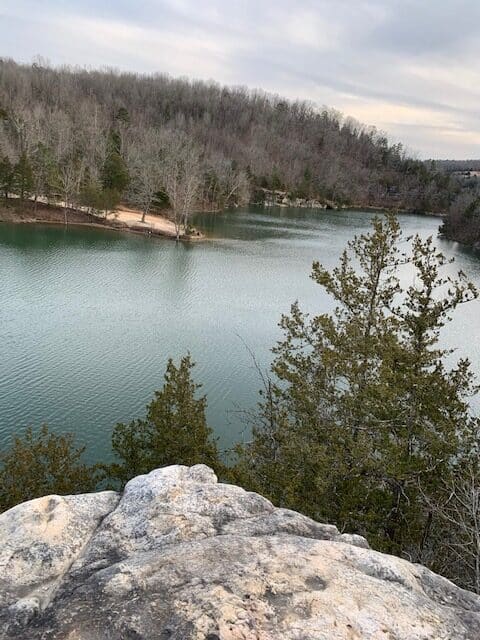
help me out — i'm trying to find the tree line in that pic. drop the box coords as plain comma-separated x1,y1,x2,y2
0,57,468,225
423,160,480,248
439,174,480,247
1,216,479,594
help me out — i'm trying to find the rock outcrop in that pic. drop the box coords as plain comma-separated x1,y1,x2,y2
1,465,479,639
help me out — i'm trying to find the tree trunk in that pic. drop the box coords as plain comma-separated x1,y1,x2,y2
174,209,181,242
418,510,433,562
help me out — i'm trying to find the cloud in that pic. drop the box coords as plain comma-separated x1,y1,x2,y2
367,0,480,57
1,0,479,159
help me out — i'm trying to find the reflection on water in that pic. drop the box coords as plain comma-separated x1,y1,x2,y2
0,208,479,463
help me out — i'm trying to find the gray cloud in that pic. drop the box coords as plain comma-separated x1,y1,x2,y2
1,0,479,158
367,0,480,56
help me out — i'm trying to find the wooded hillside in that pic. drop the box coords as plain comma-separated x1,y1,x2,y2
435,162,480,247
0,58,464,220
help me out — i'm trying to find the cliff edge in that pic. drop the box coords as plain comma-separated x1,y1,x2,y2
0,464,479,639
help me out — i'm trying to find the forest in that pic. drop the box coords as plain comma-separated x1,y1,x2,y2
437,164,480,247
0,57,471,228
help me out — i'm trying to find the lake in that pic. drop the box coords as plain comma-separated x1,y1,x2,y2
1,207,479,463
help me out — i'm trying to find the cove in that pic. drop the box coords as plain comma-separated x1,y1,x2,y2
1,207,479,463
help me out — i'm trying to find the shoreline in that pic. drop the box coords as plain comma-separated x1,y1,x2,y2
339,204,445,218
0,200,448,246
253,199,446,220
0,202,205,242
264,202,446,218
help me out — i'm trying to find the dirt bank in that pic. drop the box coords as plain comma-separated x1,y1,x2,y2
0,201,204,241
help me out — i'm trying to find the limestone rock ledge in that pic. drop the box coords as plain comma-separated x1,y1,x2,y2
0,465,479,639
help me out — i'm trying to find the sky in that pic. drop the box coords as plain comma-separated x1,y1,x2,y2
1,0,479,159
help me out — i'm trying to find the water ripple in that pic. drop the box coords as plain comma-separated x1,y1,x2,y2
0,211,479,463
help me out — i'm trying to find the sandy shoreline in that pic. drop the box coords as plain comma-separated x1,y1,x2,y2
0,203,205,241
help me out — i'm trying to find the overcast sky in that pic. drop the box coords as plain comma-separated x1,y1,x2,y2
2,0,479,159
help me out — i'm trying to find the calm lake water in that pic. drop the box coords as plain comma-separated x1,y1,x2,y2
1,207,479,463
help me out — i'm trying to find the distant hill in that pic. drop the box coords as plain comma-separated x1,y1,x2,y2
431,160,480,173
0,58,468,218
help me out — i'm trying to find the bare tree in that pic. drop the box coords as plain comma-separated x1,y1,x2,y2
30,142,55,210
0,58,463,220
55,154,85,224
160,131,202,240
208,158,251,209
126,129,162,223
423,463,480,594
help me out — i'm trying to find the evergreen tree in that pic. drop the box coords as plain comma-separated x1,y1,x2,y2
101,129,129,194
115,107,130,125
81,178,120,218
0,425,98,513
13,152,33,201
270,168,283,191
234,214,479,560
109,355,222,484
375,235,479,555
101,151,129,193
0,155,13,199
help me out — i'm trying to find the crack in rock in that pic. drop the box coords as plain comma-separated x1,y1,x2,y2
0,464,479,640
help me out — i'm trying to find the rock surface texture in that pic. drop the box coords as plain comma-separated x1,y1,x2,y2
1,465,479,639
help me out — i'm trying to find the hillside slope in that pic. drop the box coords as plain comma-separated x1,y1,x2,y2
0,59,458,215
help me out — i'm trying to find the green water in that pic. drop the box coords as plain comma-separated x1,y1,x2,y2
1,207,479,462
